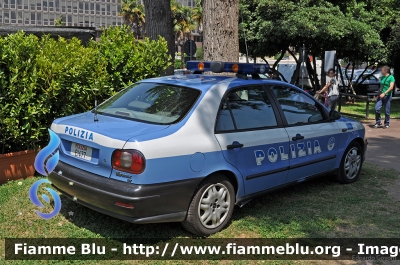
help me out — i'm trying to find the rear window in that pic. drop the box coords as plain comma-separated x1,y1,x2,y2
96,83,201,124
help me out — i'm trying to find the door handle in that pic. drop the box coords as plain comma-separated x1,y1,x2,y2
292,133,305,141
227,141,244,150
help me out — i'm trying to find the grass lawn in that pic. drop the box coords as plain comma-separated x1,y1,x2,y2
339,98,400,119
1,163,400,264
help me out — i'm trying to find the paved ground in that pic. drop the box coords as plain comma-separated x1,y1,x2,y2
362,119,400,172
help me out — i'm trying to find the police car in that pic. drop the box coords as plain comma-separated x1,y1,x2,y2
49,61,367,236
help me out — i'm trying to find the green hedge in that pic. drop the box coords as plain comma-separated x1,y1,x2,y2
0,26,171,154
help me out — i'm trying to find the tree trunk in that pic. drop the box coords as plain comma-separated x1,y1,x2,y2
312,53,320,89
305,56,316,90
321,57,326,87
143,0,175,75
272,49,285,69
203,0,239,62
287,49,300,85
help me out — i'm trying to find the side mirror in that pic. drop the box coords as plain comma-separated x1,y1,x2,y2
329,110,341,120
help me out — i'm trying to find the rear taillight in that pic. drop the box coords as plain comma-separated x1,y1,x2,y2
111,149,146,174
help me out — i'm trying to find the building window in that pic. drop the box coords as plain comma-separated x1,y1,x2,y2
4,0,9,9
194,36,202,42
79,2,83,13
43,13,48,25
90,3,94,14
101,3,105,15
30,12,35,24
43,0,47,11
73,1,77,13
36,2,41,11
72,14,78,26
23,0,28,9
24,12,30,24
11,10,16,23
17,10,22,23
17,0,22,9
4,11,10,23
55,0,59,11
36,12,42,24
49,13,54,25
67,1,71,12
49,0,54,11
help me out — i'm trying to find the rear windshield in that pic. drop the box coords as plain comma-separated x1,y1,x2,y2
96,83,201,124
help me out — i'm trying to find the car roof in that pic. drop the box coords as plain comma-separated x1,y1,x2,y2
140,74,291,92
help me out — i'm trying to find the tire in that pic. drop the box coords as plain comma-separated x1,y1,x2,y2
182,174,235,236
337,141,363,184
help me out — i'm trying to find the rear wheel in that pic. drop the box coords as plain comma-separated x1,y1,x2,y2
182,174,235,236
337,141,363,184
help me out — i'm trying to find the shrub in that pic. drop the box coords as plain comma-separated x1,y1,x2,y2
0,32,41,152
196,47,203,61
94,26,171,92
175,59,182,69
0,27,171,154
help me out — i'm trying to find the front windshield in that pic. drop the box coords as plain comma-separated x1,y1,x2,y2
96,83,201,124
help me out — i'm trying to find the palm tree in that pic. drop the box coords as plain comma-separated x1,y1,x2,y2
171,0,196,56
119,0,145,39
191,1,203,32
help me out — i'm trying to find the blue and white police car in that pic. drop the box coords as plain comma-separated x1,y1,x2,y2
49,61,367,236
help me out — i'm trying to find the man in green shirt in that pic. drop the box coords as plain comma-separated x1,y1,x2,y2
374,66,395,129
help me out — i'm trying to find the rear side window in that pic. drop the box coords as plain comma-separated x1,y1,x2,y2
97,83,200,124
270,85,325,125
216,87,278,132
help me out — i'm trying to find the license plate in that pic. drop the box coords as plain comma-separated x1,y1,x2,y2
71,142,92,161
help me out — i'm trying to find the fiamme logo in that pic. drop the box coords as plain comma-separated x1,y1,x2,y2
30,129,62,219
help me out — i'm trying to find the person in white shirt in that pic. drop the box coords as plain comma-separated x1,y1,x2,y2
318,68,340,111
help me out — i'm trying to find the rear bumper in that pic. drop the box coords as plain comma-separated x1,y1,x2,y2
48,161,203,223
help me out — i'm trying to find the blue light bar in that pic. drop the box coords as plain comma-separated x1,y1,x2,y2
186,61,269,75
186,61,211,72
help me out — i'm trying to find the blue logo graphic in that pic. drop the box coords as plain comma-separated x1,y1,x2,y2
31,129,62,219
29,179,62,219
327,137,336,151
34,129,61,176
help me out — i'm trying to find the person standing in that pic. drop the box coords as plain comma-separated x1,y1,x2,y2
318,68,340,111
374,66,395,129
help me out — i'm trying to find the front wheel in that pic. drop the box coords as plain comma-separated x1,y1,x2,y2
337,141,363,184
182,174,235,236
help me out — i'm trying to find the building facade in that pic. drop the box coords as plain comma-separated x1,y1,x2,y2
0,0,123,27
0,0,197,28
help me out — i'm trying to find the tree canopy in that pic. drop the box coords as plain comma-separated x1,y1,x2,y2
239,0,399,88
239,0,395,62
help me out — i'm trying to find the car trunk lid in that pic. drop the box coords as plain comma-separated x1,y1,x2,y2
51,112,169,178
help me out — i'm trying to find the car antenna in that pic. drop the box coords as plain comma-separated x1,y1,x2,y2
94,98,99,122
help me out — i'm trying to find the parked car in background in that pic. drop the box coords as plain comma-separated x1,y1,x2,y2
372,68,383,80
341,70,380,95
